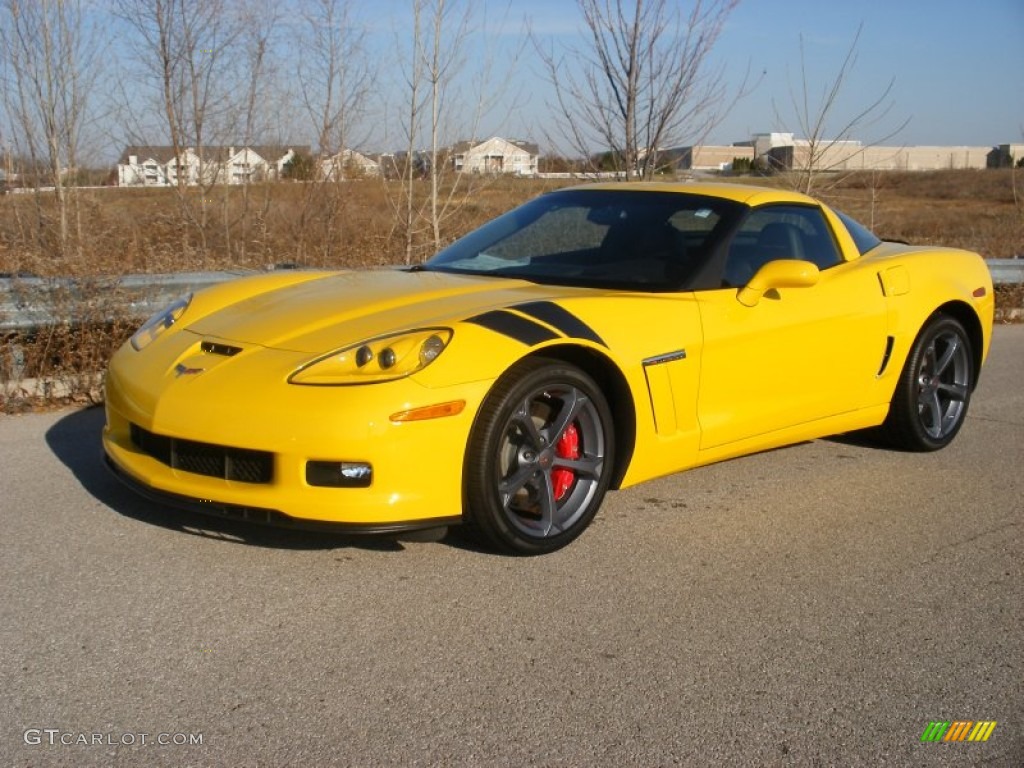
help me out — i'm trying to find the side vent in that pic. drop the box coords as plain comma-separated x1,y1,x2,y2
876,336,895,376
201,341,242,357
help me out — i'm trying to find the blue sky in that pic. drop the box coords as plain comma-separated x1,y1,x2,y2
78,0,1024,157
501,0,1024,148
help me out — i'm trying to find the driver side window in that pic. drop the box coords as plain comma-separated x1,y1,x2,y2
723,206,842,287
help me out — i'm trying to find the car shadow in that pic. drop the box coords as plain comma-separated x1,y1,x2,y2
823,428,902,451
44,406,486,553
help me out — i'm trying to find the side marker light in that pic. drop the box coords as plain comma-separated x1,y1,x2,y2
390,400,466,422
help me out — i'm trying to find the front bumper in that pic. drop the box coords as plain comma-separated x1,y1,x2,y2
102,341,492,528
104,455,461,533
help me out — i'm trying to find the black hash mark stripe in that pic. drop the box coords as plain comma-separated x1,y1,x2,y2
466,310,559,346
513,301,606,347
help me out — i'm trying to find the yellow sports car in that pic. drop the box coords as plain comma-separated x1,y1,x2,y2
103,182,994,554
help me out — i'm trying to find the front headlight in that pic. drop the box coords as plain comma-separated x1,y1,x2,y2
130,293,192,350
289,328,453,385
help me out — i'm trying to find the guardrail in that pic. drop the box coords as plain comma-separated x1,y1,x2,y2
986,259,1024,285
0,270,261,332
2,259,1022,333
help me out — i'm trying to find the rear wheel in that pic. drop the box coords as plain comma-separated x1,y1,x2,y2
883,314,973,451
464,359,614,555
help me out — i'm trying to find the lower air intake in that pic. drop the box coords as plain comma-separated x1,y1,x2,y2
130,423,273,484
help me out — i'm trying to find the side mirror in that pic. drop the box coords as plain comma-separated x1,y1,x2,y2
737,259,819,307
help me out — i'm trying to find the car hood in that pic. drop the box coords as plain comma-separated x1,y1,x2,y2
185,268,578,353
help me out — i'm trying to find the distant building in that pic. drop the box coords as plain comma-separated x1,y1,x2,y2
376,151,432,181
117,145,308,187
450,137,539,176
667,144,755,172
750,133,992,173
840,145,993,171
987,144,1024,168
319,149,381,180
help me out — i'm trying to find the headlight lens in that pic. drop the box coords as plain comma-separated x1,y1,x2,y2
130,293,192,350
289,328,453,385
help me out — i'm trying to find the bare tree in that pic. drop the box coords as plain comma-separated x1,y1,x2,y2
394,0,428,264
0,0,105,258
389,0,475,262
536,0,740,180
288,0,373,265
388,0,522,262
773,24,910,195
114,0,247,255
224,0,284,263
423,0,474,250
297,0,371,160
1012,126,1023,215
116,0,242,181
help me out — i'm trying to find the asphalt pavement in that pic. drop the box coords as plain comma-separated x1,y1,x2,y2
2,326,1022,767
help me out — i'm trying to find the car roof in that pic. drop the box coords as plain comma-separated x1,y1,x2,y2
563,181,819,208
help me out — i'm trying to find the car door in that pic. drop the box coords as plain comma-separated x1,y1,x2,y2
695,204,888,451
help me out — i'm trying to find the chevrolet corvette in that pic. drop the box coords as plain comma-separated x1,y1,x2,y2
103,182,994,554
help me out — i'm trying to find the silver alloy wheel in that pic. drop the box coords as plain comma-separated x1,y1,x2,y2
496,384,606,539
914,328,970,440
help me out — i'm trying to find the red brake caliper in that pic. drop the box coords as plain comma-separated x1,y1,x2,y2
551,423,579,501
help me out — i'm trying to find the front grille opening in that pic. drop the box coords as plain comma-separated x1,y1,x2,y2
130,424,273,484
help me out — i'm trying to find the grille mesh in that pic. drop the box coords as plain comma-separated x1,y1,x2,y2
130,424,273,484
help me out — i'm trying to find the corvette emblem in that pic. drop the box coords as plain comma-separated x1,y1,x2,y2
174,363,205,377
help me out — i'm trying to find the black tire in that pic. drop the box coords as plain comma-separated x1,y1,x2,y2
883,314,974,451
464,358,615,555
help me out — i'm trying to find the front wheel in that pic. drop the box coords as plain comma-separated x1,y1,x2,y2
464,359,615,555
883,314,974,451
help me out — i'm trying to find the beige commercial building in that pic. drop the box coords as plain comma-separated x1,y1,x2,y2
752,133,994,172
669,145,755,171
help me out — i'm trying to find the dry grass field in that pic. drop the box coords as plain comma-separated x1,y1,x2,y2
2,169,1021,275
0,177,561,276
811,169,1024,262
1,169,1022,409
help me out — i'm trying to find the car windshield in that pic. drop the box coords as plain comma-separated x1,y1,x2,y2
424,189,743,291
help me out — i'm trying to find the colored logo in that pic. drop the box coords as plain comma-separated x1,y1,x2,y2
174,363,205,378
921,721,997,742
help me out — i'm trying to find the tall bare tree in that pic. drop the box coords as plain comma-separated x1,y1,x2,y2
537,0,740,179
223,0,284,262
288,0,373,265
0,0,104,258
296,0,371,160
388,0,522,261
114,0,247,255
395,0,427,264
773,24,909,195
115,0,243,184
423,0,473,250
